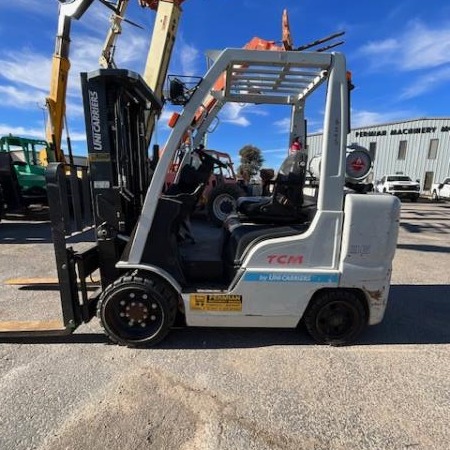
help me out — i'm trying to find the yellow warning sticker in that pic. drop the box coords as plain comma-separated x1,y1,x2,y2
190,294,242,312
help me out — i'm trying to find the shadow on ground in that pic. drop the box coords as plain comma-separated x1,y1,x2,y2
1,285,449,348
397,243,450,254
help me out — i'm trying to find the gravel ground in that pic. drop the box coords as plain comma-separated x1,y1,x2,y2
0,201,449,450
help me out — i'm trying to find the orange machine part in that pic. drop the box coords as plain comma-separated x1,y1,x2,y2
168,112,180,128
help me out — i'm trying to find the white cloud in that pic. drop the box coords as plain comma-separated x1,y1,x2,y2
0,122,86,142
400,66,450,100
0,51,50,92
0,123,46,139
177,41,200,77
220,103,269,127
351,108,418,128
2,0,53,13
220,103,250,127
0,85,45,108
273,117,290,133
359,20,450,71
0,83,83,119
361,38,399,55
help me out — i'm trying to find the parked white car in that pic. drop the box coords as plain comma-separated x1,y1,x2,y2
431,177,450,201
375,174,420,202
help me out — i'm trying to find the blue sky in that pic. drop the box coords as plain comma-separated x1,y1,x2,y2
0,0,449,168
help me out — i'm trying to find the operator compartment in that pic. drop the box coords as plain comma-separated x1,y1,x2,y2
121,48,351,289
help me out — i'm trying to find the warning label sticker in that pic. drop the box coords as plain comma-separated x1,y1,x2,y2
189,294,242,312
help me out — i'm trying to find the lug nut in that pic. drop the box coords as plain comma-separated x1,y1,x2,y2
150,315,156,321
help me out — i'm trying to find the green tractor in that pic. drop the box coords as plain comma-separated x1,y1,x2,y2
0,135,50,220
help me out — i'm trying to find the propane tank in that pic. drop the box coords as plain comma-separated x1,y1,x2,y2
308,143,373,183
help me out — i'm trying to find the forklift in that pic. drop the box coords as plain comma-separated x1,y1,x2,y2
0,9,400,345
1,47,399,346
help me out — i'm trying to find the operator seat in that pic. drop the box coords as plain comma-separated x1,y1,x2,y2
221,152,311,281
237,151,308,223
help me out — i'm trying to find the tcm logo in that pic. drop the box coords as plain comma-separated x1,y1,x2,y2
267,254,304,265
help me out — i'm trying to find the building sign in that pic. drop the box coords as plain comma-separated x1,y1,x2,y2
355,125,450,138
390,127,437,136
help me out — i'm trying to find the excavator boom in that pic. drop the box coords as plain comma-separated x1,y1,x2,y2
141,0,185,146
99,0,131,69
46,0,94,163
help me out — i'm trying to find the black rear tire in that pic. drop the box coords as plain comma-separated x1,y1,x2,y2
97,275,178,347
303,290,367,346
207,184,245,226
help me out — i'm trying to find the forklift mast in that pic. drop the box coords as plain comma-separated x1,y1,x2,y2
80,69,162,287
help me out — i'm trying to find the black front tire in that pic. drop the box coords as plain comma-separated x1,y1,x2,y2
97,275,178,347
303,290,367,346
207,184,245,226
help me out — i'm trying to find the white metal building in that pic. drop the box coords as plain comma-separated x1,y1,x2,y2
307,117,450,192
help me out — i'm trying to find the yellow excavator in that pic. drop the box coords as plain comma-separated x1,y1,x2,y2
44,0,94,165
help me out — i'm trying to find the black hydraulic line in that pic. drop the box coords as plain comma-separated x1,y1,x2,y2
64,114,74,165
295,31,345,51
317,41,345,52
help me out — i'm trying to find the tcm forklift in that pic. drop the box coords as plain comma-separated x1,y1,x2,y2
0,46,400,345
0,2,400,345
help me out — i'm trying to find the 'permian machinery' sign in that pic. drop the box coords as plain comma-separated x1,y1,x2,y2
355,124,450,138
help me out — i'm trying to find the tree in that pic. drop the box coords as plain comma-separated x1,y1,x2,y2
237,145,264,182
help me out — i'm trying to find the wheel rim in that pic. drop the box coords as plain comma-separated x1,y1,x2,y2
315,300,359,340
103,286,165,342
212,194,236,221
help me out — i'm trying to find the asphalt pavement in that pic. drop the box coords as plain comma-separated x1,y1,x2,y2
0,200,449,450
